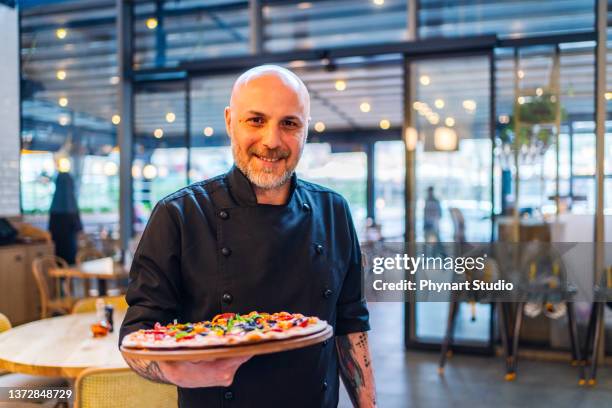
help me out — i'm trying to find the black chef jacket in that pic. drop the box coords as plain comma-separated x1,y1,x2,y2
120,165,370,408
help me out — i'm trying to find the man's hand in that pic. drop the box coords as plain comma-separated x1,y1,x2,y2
336,332,377,408
124,355,252,388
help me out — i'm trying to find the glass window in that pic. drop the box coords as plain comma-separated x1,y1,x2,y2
297,143,367,236
412,55,492,243
374,141,405,240
20,0,119,231
419,0,595,40
571,177,595,214
134,80,188,231
133,0,250,70
263,0,408,53
189,74,235,183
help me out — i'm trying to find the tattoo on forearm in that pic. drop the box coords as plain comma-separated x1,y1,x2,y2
125,357,170,384
336,333,376,407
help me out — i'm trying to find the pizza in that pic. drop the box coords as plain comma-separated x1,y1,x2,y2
121,311,328,349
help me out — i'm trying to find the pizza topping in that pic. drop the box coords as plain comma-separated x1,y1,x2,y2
123,311,324,349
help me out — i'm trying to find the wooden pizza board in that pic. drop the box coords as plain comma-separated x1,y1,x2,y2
120,324,333,361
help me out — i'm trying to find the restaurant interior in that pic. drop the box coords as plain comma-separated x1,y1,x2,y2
0,0,611,407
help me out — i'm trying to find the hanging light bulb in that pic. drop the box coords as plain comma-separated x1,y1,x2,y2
203,127,214,137
56,28,67,39
146,18,158,30
379,119,390,130
404,127,418,151
434,127,458,151
335,80,347,91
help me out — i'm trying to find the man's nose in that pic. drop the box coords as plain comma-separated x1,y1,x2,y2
261,123,282,149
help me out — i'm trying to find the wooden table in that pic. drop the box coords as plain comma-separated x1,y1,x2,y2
49,264,128,295
0,312,127,378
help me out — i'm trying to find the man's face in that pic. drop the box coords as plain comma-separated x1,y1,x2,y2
225,74,309,190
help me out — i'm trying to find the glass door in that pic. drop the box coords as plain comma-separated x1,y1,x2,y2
405,53,495,350
133,80,189,233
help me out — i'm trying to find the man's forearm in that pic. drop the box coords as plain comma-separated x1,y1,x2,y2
124,356,171,385
336,332,376,407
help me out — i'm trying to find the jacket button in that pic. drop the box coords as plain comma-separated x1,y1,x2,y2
322,381,328,391
218,210,229,220
224,391,233,400
315,244,323,254
302,202,311,212
323,289,333,298
222,293,233,304
221,247,232,256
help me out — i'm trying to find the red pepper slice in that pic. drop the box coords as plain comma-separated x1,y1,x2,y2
176,334,195,341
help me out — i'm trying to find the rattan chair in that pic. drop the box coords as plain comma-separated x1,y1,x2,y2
71,296,128,314
0,313,68,400
75,248,104,265
31,255,74,319
75,367,177,408
0,313,10,375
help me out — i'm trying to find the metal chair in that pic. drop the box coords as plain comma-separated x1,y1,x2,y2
74,367,177,408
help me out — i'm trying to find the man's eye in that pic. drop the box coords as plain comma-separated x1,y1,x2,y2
281,120,299,128
248,117,265,125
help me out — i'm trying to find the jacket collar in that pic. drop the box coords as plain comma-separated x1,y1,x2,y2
225,165,298,207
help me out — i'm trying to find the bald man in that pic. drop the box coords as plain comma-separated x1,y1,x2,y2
120,65,376,408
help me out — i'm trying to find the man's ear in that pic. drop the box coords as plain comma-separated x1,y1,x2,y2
224,106,232,139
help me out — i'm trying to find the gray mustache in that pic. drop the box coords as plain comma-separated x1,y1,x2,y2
249,148,290,160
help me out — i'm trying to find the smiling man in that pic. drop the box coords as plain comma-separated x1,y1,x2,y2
120,65,376,407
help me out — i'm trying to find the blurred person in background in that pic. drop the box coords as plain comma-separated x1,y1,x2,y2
48,172,83,265
424,186,442,243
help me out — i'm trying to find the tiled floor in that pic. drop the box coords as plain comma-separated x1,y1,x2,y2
338,303,612,408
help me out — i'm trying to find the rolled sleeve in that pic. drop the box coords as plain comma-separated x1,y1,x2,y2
119,200,183,344
335,200,370,336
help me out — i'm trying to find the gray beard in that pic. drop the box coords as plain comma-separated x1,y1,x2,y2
232,145,294,190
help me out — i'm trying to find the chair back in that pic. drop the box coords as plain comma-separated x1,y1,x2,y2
76,248,104,266
449,207,466,244
0,312,11,333
32,255,70,318
72,295,128,314
75,367,177,408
